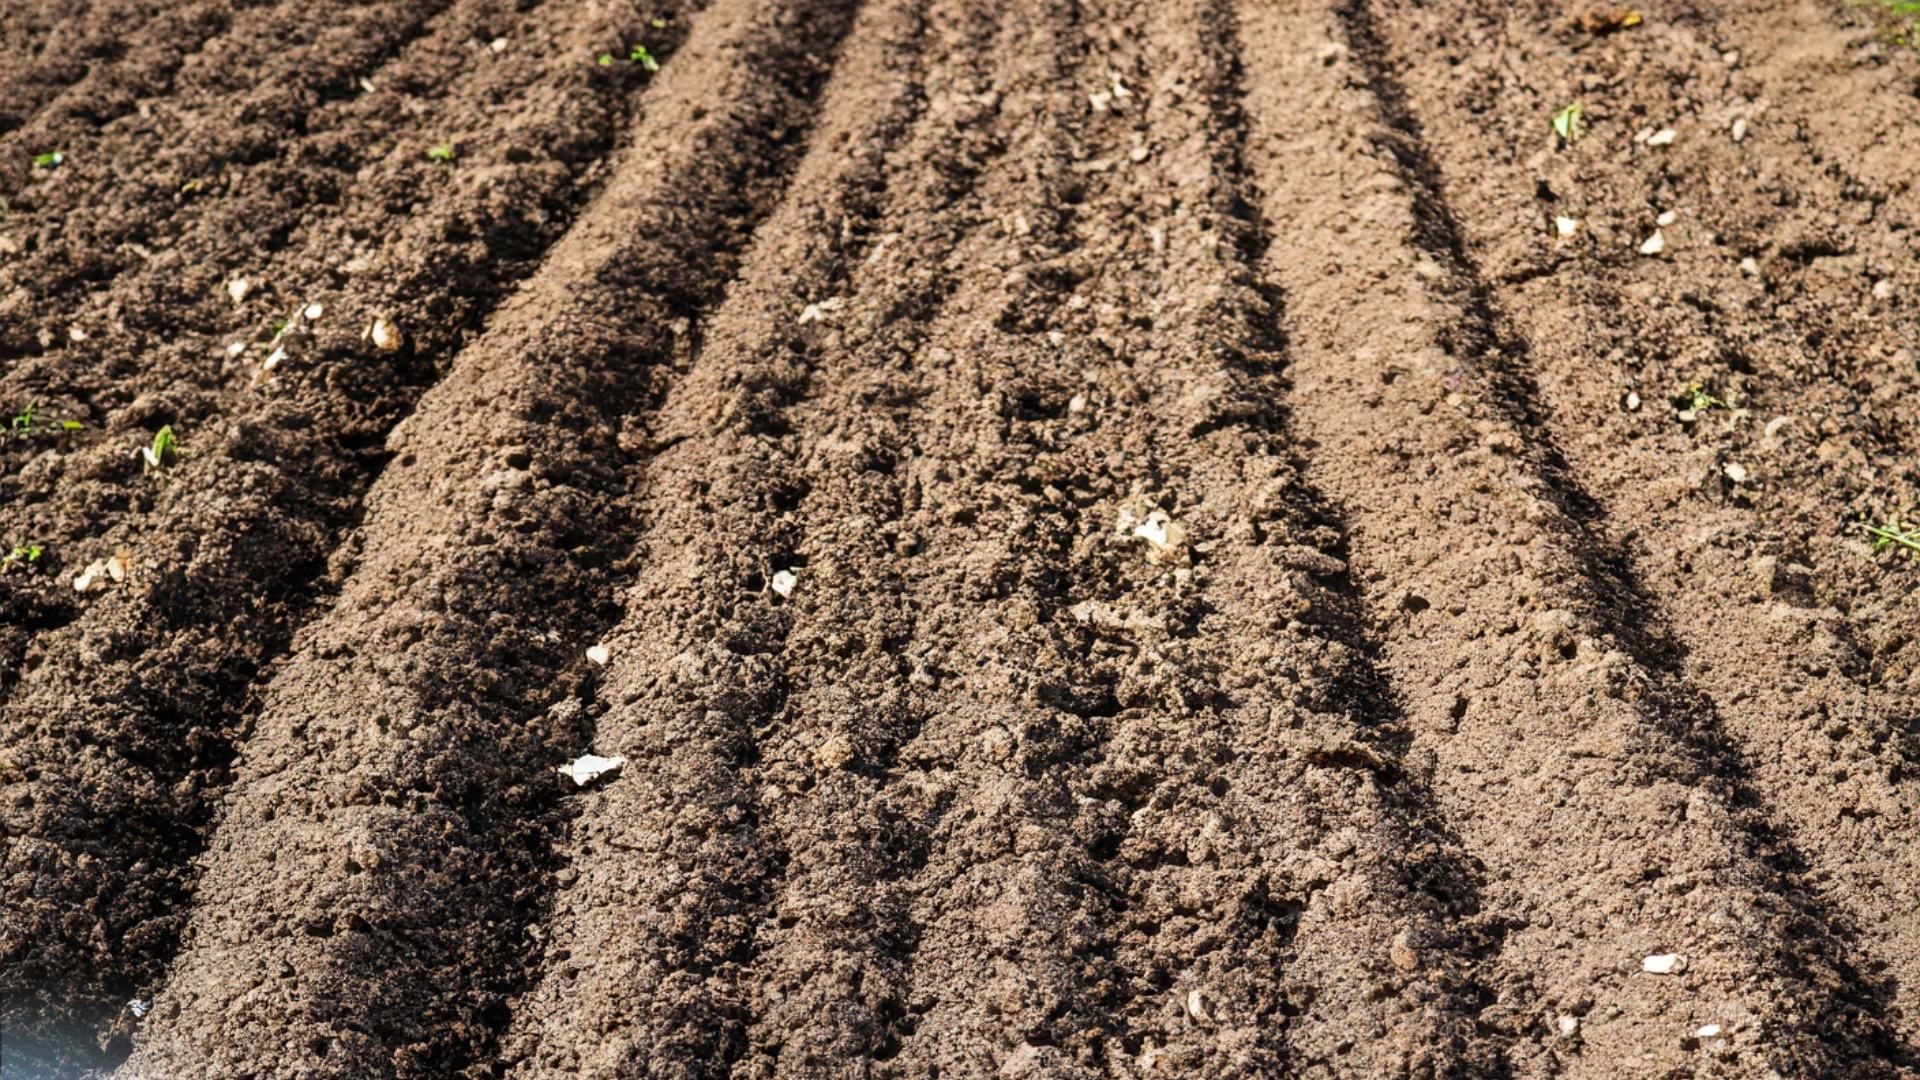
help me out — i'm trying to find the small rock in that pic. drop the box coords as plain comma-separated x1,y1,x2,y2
369,317,403,351
1648,128,1677,146
262,346,286,373
1642,953,1685,975
1068,393,1088,414
1558,1015,1580,1036
1696,1023,1722,1039
68,326,88,342
489,36,507,52
1731,118,1748,143
798,297,843,324
585,644,610,666
1723,462,1747,484
1625,390,1642,411
1656,209,1677,226
1738,257,1760,275
1639,230,1666,256
303,302,324,321
1184,989,1208,1021
226,277,251,303
557,753,626,787
1873,279,1895,300
1555,216,1580,237
770,569,798,597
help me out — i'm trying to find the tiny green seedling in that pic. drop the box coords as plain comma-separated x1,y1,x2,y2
427,142,456,163
629,44,660,71
1672,382,1729,420
1,544,41,572
180,179,204,196
142,425,177,472
650,16,666,28
1552,104,1588,144
10,401,38,434
1863,515,1920,557
1,541,40,568
31,151,62,170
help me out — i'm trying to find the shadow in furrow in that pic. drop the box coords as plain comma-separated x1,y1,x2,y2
1335,0,1916,1070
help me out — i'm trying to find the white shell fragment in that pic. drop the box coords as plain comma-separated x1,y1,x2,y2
368,317,403,352
1117,503,1188,564
129,998,151,1019
770,569,798,597
1184,989,1207,1021
798,297,843,324
585,644,610,666
1642,953,1685,974
1639,230,1667,257
72,551,130,594
558,753,626,787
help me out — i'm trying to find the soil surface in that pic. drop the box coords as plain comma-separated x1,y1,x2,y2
2,0,1919,1076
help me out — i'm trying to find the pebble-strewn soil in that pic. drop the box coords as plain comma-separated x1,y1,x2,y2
3,0,1919,1076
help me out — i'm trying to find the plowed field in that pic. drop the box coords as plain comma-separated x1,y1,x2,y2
3,0,1920,1076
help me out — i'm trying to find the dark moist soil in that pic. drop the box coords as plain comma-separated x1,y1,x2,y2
2,0,1919,1077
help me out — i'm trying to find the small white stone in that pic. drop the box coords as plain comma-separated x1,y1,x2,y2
226,277,251,303
798,297,842,324
557,753,626,787
226,342,247,357
369,317,403,352
489,37,508,52
1722,50,1740,64
1873,279,1895,300
262,346,286,372
585,644,610,666
68,325,88,342
1731,118,1748,143
1625,391,1641,411
1068,393,1088,414
1695,1023,1722,1039
303,302,324,321
358,76,377,94
771,569,798,597
1642,953,1685,974
1739,256,1760,275
1185,989,1207,1021
1723,462,1747,484
1557,1015,1580,1036
1656,210,1677,226
1648,128,1678,146
1555,216,1579,237
1764,415,1792,440
1639,230,1667,256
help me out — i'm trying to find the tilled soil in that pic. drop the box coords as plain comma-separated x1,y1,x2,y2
2,0,1919,1076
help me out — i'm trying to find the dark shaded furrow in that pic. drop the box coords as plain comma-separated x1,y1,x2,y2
1358,0,1920,1055
1235,0,1907,1074
0,3,709,1070
493,0,939,1072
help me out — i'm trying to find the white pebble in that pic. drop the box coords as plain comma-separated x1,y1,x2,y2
1555,216,1579,237
489,37,508,52
1656,210,1678,227
557,753,626,787
226,342,246,357
262,346,286,372
771,569,798,597
1873,279,1895,300
303,302,325,321
585,643,610,666
226,277,251,303
369,317,403,352
1723,462,1747,484
1739,257,1760,275
1696,1023,1722,1039
1557,1015,1580,1035
1648,128,1678,146
1068,393,1088,414
1185,989,1207,1021
1642,953,1685,974
1639,230,1667,256
1731,118,1748,143
1625,391,1641,411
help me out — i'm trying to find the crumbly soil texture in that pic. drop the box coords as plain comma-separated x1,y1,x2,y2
2,0,1920,1076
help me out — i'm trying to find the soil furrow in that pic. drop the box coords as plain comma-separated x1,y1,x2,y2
1351,0,1920,1057
490,0,941,1073
90,0,856,1075
0,0,454,339
1242,0,1906,1074
0,0,173,140
0,3,706,1070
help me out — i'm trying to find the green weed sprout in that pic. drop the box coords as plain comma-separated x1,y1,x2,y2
426,142,456,163
142,425,177,472
1864,515,1920,557
1,544,41,571
30,151,62,169
1552,104,1588,144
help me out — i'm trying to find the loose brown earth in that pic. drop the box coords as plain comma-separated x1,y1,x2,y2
2,0,1919,1076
